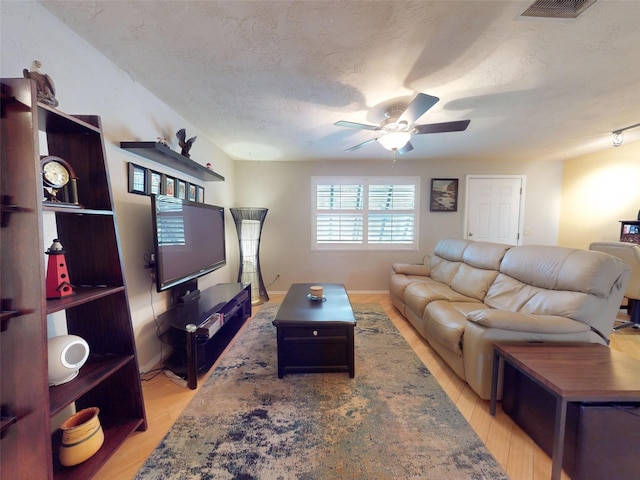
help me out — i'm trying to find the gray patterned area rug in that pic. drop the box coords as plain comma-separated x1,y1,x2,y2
136,303,508,480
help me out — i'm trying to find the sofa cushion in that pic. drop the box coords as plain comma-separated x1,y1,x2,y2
433,238,472,261
389,272,428,305
499,245,628,298
429,238,471,284
555,249,630,298
450,264,499,301
484,274,541,311
404,282,480,319
463,241,511,270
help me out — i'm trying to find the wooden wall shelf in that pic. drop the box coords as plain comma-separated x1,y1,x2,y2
120,141,224,181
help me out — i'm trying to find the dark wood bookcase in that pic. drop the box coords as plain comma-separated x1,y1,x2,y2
1,78,146,479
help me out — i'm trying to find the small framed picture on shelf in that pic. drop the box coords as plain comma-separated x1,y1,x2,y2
127,163,148,195
163,175,175,197
187,183,197,202
430,178,459,212
148,170,162,196
197,186,205,203
177,180,186,199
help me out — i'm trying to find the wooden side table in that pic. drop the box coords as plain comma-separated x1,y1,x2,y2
490,343,640,480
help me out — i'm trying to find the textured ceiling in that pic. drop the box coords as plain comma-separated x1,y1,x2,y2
40,0,640,162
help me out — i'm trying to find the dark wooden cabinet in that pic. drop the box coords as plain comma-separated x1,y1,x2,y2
1,78,146,479
275,323,355,378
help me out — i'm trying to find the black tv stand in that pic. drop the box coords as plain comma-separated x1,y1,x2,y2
160,283,251,389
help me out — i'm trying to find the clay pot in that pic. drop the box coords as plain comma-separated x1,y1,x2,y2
59,407,104,467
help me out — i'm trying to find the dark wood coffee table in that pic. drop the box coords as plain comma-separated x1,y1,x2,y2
273,283,356,378
490,343,640,480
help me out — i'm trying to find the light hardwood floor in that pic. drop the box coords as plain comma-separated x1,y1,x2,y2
94,293,639,480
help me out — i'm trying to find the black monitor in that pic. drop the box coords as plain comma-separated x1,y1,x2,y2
151,195,226,299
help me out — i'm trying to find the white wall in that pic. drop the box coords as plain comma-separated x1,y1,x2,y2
235,156,563,292
1,1,237,372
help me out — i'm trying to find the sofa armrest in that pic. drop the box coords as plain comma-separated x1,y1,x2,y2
466,309,590,334
392,262,431,276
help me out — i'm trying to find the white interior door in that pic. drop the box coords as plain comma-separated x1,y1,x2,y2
464,176,525,245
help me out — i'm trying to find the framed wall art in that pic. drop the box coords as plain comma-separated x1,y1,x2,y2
148,170,162,195
187,183,197,202
163,175,175,197
430,178,459,212
176,180,186,199
127,163,148,195
127,163,204,202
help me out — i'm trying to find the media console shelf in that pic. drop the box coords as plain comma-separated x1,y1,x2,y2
120,141,225,181
160,283,251,389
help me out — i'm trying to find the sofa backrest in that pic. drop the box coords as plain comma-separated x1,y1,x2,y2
429,238,471,284
484,245,630,339
449,241,511,300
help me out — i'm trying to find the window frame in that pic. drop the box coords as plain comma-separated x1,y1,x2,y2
311,176,420,251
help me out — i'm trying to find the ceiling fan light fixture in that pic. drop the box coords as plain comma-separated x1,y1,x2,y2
611,122,640,147
612,131,623,147
378,131,411,151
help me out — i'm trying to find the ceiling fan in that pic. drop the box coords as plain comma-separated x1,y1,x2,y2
334,93,470,154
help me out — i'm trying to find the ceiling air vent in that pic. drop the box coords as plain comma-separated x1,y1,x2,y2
521,0,596,18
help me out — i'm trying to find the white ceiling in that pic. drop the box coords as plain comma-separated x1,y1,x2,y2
40,0,640,162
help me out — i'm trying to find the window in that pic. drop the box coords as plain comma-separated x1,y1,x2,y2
312,177,419,250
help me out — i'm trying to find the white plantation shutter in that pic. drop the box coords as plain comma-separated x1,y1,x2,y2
316,184,363,243
312,177,419,250
368,184,415,244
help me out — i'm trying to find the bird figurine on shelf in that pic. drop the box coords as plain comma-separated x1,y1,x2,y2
23,60,58,107
176,128,197,157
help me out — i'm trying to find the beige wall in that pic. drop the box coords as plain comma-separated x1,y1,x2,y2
234,157,564,293
558,141,640,249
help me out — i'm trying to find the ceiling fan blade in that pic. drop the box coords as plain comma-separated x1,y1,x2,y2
344,138,378,152
334,120,380,131
398,93,439,125
413,119,471,134
397,142,414,154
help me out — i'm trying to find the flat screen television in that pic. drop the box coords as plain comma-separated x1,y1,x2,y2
151,195,226,297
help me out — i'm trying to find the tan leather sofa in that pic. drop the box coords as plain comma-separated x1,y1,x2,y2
390,238,631,400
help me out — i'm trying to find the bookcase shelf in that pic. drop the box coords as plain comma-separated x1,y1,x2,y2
1,78,147,480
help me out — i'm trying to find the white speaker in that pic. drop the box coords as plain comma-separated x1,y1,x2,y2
48,335,90,386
